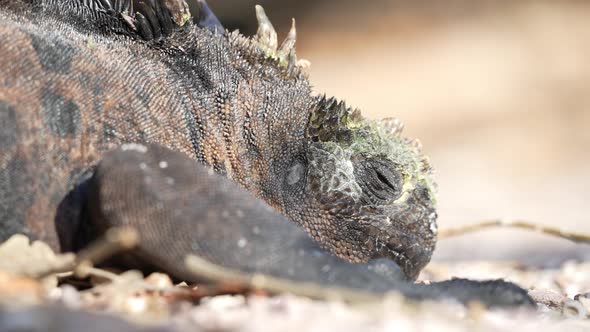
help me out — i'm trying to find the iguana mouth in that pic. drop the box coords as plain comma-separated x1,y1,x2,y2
379,235,429,280
377,191,438,280
382,245,414,280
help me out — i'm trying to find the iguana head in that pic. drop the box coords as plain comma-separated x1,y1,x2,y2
283,96,438,280
242,6,438,280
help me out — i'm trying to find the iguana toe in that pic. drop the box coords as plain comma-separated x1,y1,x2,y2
109,0,191,40
134,12,154,40
135,1,162,39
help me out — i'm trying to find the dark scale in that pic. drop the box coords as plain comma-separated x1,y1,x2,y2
41,85,81,138
29,31,76,74
0,101,17,149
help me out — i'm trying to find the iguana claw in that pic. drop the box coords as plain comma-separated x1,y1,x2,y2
111,0,190,40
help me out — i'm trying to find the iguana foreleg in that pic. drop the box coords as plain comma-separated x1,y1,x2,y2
76,143,533,307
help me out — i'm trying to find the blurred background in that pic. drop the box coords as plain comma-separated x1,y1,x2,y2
199,1,590,266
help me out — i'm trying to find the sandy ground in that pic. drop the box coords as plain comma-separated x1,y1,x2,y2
1,251,590,332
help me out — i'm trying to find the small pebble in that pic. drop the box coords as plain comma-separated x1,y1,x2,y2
528,289,569,310
574,293,590,316
145,272,173,289
563,299,588,319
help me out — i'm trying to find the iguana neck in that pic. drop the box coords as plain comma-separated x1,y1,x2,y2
136,26,316,209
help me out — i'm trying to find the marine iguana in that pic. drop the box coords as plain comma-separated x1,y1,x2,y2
0,0,533,306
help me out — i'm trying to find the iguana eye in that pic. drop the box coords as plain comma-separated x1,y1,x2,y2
375,167,399,193
354,157,402,204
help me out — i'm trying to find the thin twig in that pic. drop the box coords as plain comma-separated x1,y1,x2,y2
77,266,121,281
34,227,138,280
73,227,139,278
438,219,590,244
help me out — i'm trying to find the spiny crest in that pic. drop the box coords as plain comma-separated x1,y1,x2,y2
190,3,308,78
252,5,310,73
307,95,363,143
307,96,411,145
379,118,405,137
307,96,437,204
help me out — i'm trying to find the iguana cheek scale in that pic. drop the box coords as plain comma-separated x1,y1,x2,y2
0,0,532,306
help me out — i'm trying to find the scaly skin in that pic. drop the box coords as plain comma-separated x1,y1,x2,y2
0,0,435,281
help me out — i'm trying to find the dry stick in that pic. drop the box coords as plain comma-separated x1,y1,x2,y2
73,227,139,279
184,254,389,304
438,219,590,244
36,227,139,280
